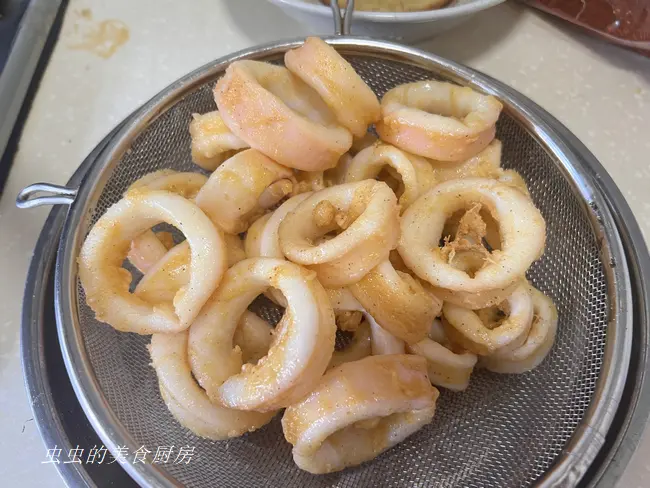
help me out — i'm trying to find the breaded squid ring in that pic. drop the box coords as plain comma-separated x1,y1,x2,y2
189,111,249,171
245,193,311,259
195,149,294,234
408,340,477,392
78,190,226,334
376,80,502,162
127,229,169,273
327,320,371,370
442,282,534,356
233,311,275,365
282,354,439,474
125,169,207,271
135,233,245,304
398,178,546,304
350,260,442,344
150,332,274,440
408,321,477,391
326,287,364,313
480,285,558,373
285,37,380,138
188,258,336,412
343,143,436,211
125,170,209,272
367,315,405,355
127,170,208,199
214,60,352,171
325,287,403,354
279,180,400,287
429,139,502,183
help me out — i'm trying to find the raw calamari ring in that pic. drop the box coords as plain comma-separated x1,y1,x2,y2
343,143,436,211
408,321,477,391
188,258,336,412
135,233,246,304
350,260,442,344
480,285,558,373
285,37,380,138
398,178,546,303
150,332,274,440
214,60,352,171
367,315,405,355
282,354,439,474
442,282,533,356
195,149,294,234
189,111,249,171
328,320,371,370
279,180,400,287
376,80,502,162
79,190,226,334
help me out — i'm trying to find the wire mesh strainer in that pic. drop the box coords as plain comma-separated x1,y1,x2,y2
16,37,632,488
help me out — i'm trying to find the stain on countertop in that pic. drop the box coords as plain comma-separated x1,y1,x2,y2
65,8,130,59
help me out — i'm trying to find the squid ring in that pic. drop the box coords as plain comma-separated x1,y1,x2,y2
245,193,312,305
480,285,558,374
429,139,502,184
408,321,478,392
327,320,371,370
214,60,352,171
279,180,400,287
125,170,208,272
442,282,534,356
150,332,274,440
398,178,546,299
245,193,312,259
350,260,442,344
78,190,226,334
343,143,436,211
282,354,439,474
285,37,380,138
195,148,294,234
127,170,208,200
325,288,404,355
189,111,249,171
188,258,336,412
376,80,502,162
326,287,364,313
135,233,245,305
127,229,170,274
233,311,275,365
367,314,405,355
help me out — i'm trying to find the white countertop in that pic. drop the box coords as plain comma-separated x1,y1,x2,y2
0,0,648,486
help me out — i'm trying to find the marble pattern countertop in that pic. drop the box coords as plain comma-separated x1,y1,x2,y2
0,0,648,486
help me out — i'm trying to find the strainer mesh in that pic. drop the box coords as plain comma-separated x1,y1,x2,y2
75,54,608,487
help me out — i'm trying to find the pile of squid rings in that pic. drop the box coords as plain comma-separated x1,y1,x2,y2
79,37,558,475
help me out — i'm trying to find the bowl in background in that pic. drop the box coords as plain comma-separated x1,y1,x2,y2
266,0,506,43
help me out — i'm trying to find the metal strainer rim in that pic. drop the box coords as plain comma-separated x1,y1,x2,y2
52,37,631,487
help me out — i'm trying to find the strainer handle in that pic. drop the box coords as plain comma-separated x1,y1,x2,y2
330,0,355,36
16,182,77,209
